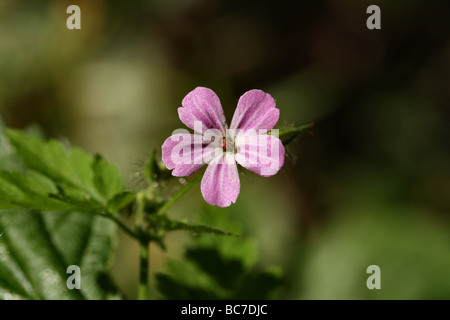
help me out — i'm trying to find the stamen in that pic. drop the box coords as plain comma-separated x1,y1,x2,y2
221,135,235,153
222,136,227,151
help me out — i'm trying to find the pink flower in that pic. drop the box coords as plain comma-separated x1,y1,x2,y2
162,87,285,207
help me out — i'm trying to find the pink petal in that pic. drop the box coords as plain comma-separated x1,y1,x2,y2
201,154,240,207
235,133,285,177
230,89,279,133
178,87,227,133
161,133,206,177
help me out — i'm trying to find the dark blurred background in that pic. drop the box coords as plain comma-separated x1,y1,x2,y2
1,0,449,299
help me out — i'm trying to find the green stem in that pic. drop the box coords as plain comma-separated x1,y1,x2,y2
138,239,149,300
102,213,139,241
156,174,202,216
103,169,202,299
274,122,315,146
101,210,150,300
134,191,151,300
135,191,146,227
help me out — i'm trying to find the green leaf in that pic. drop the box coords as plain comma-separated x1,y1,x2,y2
93,155,124,202
144,149,172,182
233,266,284,299
0,123,22,172
156,275,221,300
270,122,314,146
158,215,238,237
6,130,102,202
0,125,123,299
3,129,127,214
0,171,74,211
0,209,122,300
144,214,236,251
107,192,135,213
156,260,224,299
156,245,283,300
156,209,283,299
185,247,246,290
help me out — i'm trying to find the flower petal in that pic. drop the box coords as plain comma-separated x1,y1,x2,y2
235,133,285,177
178,87,227,133
201,154,240,207
161,133,206,177
230,89,279,133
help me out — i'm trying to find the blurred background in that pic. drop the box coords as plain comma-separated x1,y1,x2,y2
0,0,449,299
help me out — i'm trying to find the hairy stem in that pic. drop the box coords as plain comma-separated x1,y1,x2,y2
138,240,149,300
156,174,202,216
134,191,151,300
273,122,315,145
102,213,139,241
104,169,203,299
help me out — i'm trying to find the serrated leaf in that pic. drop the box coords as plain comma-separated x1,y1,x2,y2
156,208,282,300
0,209,122,300
0,123,122,299
48,192,105,214
233,267,284,299
6,130,102,202
270,123,314,146
3,129,128,214
107,192,134,213
144,149,158,181
185,247,245,290
93,155,124,202
155,215,238,237
0,125,22,172
144,149,171,182
0,171,74,211
157,245,283,300
156,260,224,300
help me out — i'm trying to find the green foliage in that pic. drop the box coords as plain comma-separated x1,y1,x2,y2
0,124,123,299
144,211,238,250
157,243,284,300
0,209,120,300
159,217,237,237
0,129,131,214
270,123,314,145
144,149,171,182
0,123,240,300
0,170,72,211
107,192,135,213
139,171,237,249
156,207,284,300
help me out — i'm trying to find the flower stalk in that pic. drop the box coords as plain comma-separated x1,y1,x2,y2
138,239,150,300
